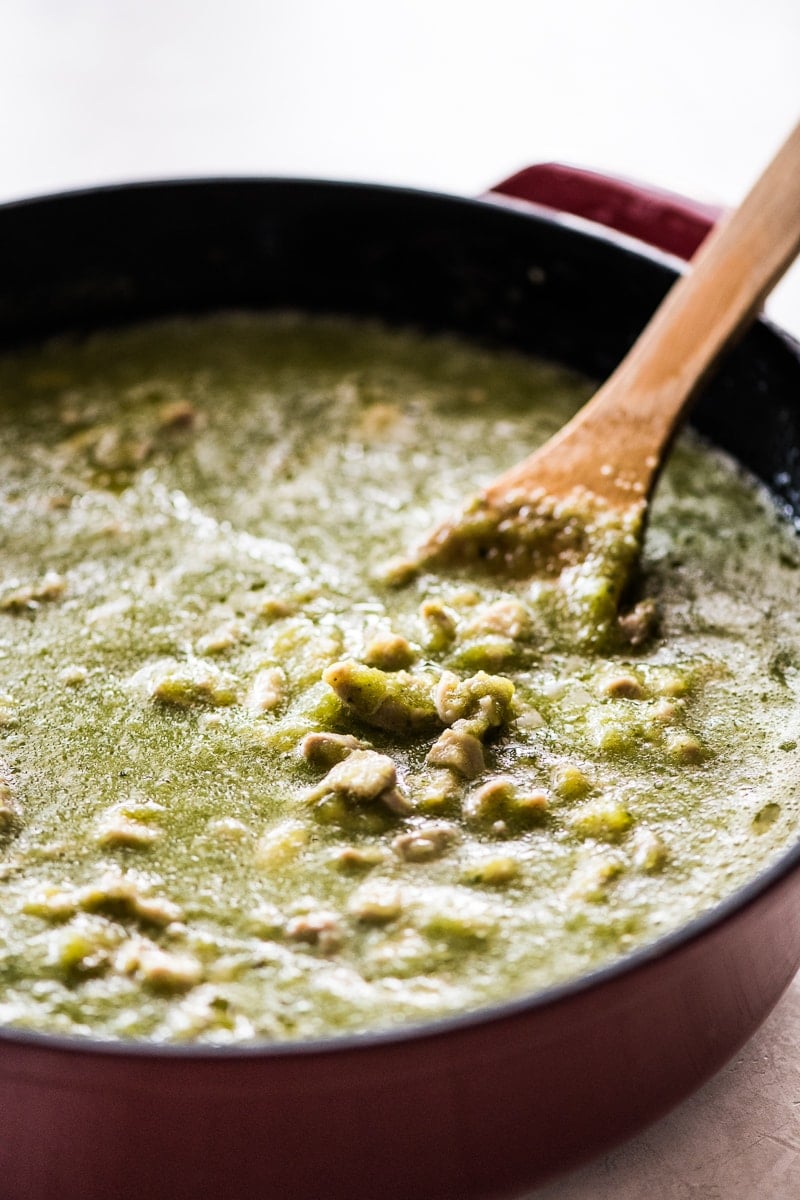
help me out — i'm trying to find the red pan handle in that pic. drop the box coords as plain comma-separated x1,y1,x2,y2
485,163,723,262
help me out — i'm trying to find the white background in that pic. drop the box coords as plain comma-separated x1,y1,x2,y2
2,0,799,330
1,3,799,1197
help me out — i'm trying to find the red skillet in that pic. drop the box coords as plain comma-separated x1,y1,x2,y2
0,165,798,1200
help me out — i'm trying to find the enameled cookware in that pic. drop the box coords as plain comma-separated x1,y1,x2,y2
0,168,799,1200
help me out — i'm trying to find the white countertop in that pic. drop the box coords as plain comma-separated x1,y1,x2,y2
535,979,800,1199
1,3,798,1196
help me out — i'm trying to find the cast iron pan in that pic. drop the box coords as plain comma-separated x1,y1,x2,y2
0,170,799,1200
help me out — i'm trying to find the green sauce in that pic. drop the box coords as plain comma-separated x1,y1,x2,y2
0,311,797,1044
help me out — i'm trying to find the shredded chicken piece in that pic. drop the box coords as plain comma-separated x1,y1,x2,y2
392,822,458,863
323,660,440,735
301,731,370,768
246,666,287,713
285,910,343,953
362,633,417,671
306,749,412,815
0,570,67,612
426,727,485,779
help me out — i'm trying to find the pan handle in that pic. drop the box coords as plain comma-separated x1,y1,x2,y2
485,163,723,262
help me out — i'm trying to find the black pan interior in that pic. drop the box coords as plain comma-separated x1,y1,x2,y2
1,178,799,517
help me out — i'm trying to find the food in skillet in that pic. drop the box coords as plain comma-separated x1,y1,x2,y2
0,312,797,1043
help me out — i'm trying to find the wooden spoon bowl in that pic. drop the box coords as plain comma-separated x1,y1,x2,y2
414,120,800,610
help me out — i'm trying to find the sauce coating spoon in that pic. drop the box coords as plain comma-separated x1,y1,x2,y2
410,120,800,638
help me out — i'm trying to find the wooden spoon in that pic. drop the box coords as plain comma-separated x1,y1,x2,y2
412,120,800,616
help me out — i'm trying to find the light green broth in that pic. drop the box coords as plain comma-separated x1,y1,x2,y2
0,311,797,1044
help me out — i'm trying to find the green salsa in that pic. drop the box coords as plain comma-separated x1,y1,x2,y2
0,312,797,1044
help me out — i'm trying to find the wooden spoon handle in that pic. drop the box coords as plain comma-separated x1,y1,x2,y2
489,120,800,508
